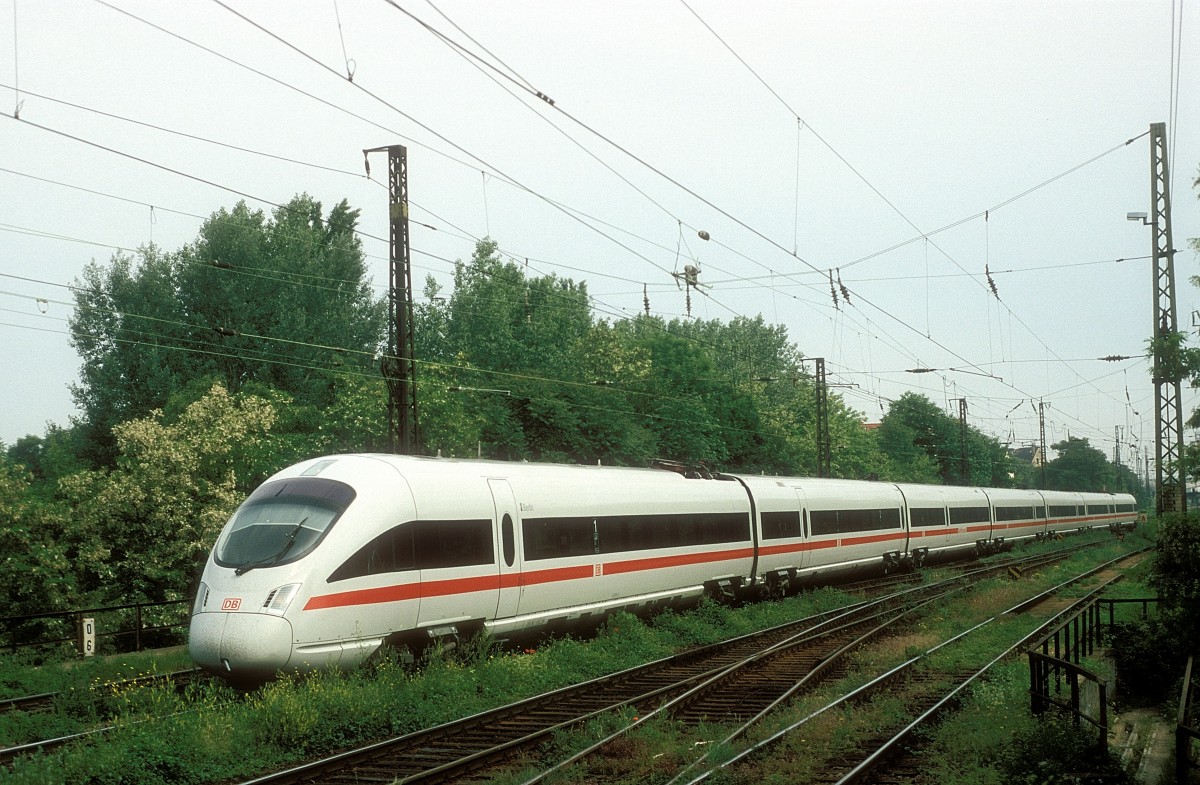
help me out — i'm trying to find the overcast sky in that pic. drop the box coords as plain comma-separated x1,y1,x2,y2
1,1,1197,474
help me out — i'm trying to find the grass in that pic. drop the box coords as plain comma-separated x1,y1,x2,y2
0,527,1151,784
496,529,1154,784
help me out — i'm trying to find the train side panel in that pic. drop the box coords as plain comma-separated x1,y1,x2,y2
795,478,907,580
738,477,809,592
488,466,754,638
983,487,1048,544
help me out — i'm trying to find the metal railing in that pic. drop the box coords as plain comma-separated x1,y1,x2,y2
1027,596,1111,752
1180,655,1199,784
0,599,190,656
1095,597,1158,628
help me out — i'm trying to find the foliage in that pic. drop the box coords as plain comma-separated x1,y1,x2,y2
68,195,386,467
1104,511,1198,708
409,240,891,475
1045,437,1143,497
1108,615,1190,707
0,457,75,620
53,384,276,605
996,715,1132,785
1149,511,1200,640
875,392,1015,486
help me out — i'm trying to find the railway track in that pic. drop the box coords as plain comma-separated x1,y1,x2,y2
0,536,1124,777
0,667,204,717
229,542,1116,785
674,548,1149,785
0,668,210,767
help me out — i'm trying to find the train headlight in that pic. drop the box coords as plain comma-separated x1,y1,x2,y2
262,583,301,616
192,582,209,616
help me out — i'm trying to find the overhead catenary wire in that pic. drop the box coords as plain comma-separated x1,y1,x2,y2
0,266,1137,451
193,0,678,279
5,5,1161,455
665,2,1153,425
55,2,1153,424
376,0,830,277
377,0,1153,431
0,311,827,452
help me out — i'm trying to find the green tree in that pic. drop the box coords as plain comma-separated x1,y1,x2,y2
57,384,277,604
69,195,386,466
422,238,659,464
1044,437,1112,492
875,392,1014,486
0,457,76,617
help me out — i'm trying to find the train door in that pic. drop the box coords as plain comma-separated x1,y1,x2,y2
792,485,810,574
893,485,912,557
488,479,523,620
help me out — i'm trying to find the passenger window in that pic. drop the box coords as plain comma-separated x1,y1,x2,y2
502,514,515,567
328,522,414,582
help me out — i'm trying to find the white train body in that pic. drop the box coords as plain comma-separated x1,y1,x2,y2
188,454,1137,683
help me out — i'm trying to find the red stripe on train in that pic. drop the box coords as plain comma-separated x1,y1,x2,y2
304,549,753,610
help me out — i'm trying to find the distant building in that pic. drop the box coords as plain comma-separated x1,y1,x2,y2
1009,445,1038,465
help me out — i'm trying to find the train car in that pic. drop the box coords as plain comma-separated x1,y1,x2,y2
1080,491,1138,532
189,454,1134,684
894,483,989,565
1041,490,1088,535
1036,490,1138,537
743,476,908,586
191,455,759,683
982,487,1049,545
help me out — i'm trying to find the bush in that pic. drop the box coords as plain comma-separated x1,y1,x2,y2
1109,613,1191,707
999,715,1132,785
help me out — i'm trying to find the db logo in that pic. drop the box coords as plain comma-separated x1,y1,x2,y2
221,598,242,611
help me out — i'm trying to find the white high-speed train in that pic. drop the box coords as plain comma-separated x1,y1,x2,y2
188,454,1137,684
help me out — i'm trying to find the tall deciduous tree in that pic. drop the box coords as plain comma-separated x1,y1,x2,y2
876,392,1015,486
1044,437,1112,492
57,384,277,604
69,195,386,466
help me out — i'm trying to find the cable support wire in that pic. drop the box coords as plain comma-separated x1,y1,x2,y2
185,0,677,280
376,0,827,277
17,6,1154,446
0,207,752,374
1,275,1132,450
4,19,1142,412
0,315,815,448
408,2,684,230
377,1,1159,415
0,163,648,302
1,272,795,417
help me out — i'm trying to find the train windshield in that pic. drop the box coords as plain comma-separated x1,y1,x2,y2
215,477,356,574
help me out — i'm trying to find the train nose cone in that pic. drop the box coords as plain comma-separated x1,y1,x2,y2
189,612,294,684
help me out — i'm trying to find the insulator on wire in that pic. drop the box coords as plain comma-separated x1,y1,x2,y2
829,270,840,310
837,269,852,305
